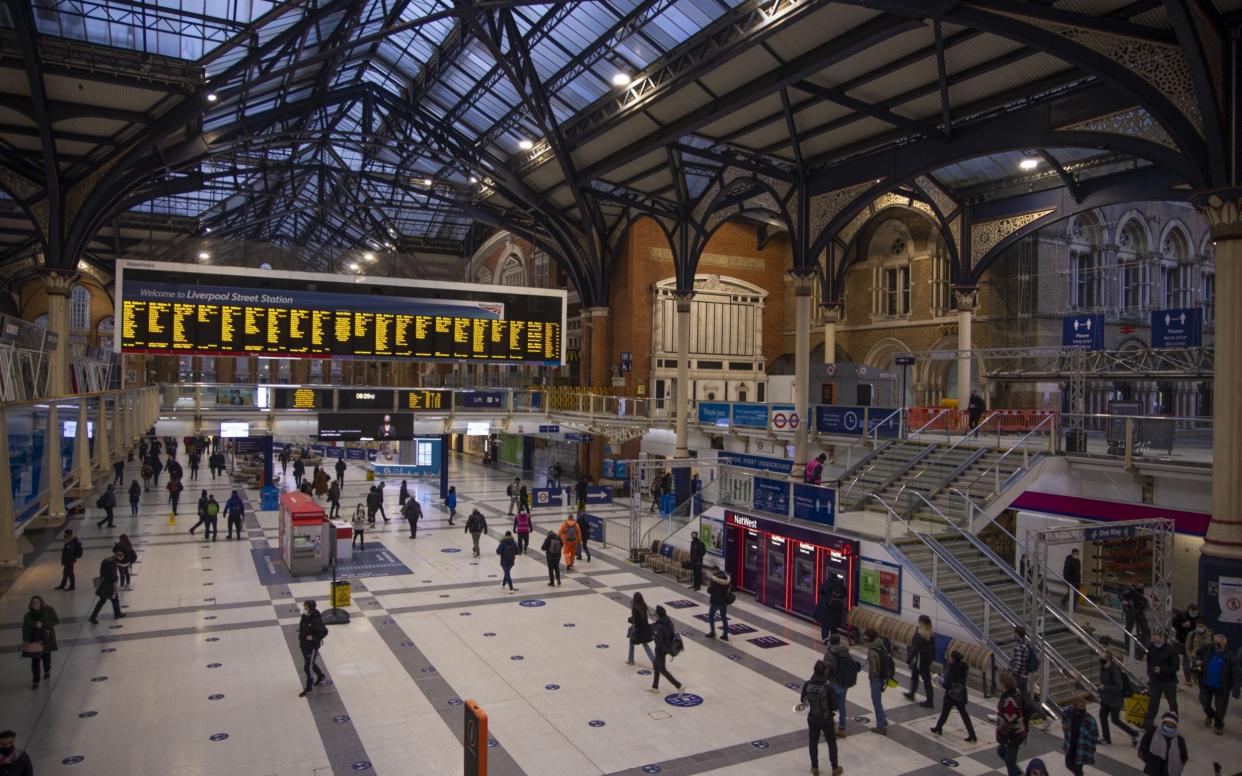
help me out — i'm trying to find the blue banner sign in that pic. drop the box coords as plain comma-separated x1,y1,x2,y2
345,447,367,461
310,445,325,456
459,391,505,409
324,447,344,459
538,424,560,433
531,487,563,508
753,477,790,515
769,403,797,431
816,405,866,435
718,451,794,475
565,432,592,443
602,459,615,479
584,486,613,505
1151,307,1203,348
582,513,605,543
1062,314,1105,350
1084,524,1139,542
868,409,901,438
732,403,770,429
793,484,836,527
697,402,731,426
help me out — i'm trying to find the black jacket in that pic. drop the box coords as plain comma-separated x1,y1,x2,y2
1146,641,1180,682
707,570,732,605
60,537,82,566
629,603,653,643
575,479,588,503
909,630,936,670
1123,586,1149,616
497,538,518,567
943,659,969,699
689,538,706,565
96,557,119,598
540,533,562,560
1195,644,1240,691
1063,556,1082,586
1098,660,1130,708
465,511,487,534
335,459,346,474
652,614,676,656
0,749,33,776
298,609,328,649
129,481,141,504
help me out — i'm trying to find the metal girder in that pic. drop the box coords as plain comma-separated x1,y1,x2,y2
791,79,948,141
919,346,1214,381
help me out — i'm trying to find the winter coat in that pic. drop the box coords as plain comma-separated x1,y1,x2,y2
1061,708,1099,766
95,557,120,598
823,642,854,686
628,602,653,644
496,538,518,568
1138,729,1188,776
707,570,732,605
446,491,457,510
0,748,33,776
941,658,969,700
128,482,141,504
1185,627,1214,664
22,605,60,653
225,493,244,518
1195,644,1240,692
60,538,82,567
689,538,706,565
909,628,936,670
298,609,328,650
465,511,487,534
398,483,409,505
1146,641,1180,682
652,614,676,656
866,638,889,679
1098,660,1131,708
540,532,562,561
995,688,1028,745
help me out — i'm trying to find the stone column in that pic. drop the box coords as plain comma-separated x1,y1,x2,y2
290,358,311,384
791,270,815,469
74,399,92,495
673,293,693,459
94,394,110,472
112,390,125,459
215,357,236,384
580,306,610,478
39,270,76,397
822,303,841,366
0,407,15,566
953,287,979,412
45,401,66,522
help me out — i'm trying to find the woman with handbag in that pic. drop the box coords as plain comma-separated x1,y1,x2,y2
113,534,137,590
930,649,977,742
627,592,655,666
21,595,59,689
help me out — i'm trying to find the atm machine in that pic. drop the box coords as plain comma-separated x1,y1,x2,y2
278,491,330,576
724,509,859,622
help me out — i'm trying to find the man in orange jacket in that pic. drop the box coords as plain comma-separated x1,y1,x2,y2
558,514,581,571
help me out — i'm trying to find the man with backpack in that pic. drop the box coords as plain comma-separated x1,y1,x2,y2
800,659,843,776
649,605,686,697
558,513,581,571
94,485,117,529
1008,626,1039,697
224,490,245,540
865,627,895,735
54,529,83,591
541,530,562,586
507,477,521,515
334,457,346,484
464,509,487,558
404,497,422,539
202,495,220,541
297,600,328,697
824,633,859,738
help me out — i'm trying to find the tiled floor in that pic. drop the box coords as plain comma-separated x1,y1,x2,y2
1,453,1234,775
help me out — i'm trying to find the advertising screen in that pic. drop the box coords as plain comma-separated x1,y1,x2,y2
220,422,250,438
116,260,565,364
317,413,413,441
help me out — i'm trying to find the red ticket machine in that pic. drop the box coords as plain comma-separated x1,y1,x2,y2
279,491,329,576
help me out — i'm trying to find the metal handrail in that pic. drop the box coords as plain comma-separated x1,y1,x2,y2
838,408,949,499
906,490,1146,696
893,410,1001,503
635,489,704,549
955,414,1057,499
867,407,905,445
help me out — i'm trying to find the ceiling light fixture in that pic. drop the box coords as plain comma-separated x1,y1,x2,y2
518,138,534,151
198,251,210,260
469,176,479,184
423,177,433,186
348,263,360,271
205,92,218,103
203,226,212,233
1019,157,1039,171
611,72,632,87
363,252,375,262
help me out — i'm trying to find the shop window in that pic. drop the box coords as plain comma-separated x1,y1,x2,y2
416,441,434,467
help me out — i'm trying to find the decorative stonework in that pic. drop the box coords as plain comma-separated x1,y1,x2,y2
648,247,765,271
952,287,979,311
1000,12,1202,135
1188,1,1224,111
838,206,872,247
969,208,1056,266
871,192,909,213
948,215,963,258
788,269,816,296
1194,190,1242,240
915,175,957,218
1058,107,1177,150
809,181,876,241
65,156,122,234
705,203,739,235
38,269,79,296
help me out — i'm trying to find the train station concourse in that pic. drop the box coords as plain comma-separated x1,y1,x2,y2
2,1,1242,775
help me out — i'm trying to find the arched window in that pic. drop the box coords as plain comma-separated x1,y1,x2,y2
474,267,492,285
500,255,525,286
69,284,91,331
1069,215,1103,310
33,314,48,329
1160,227,1192,308
1116,220,1150,314
97,316,115,350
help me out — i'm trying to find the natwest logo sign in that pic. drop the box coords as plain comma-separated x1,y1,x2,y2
728,513,759,529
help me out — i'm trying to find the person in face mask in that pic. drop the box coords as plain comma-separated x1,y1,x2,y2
1060,695,1100,776
1185,621,1214,682
1138,711,1187,776
0,730,33,776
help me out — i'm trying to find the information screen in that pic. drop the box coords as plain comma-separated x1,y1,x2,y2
338,389,394,410
317,412,413,441
273,388,333,410
401,389,451,411
116,261,565,365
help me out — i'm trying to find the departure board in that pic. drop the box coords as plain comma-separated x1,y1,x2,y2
401,389,451,411
116,261,566,365
273,388,332,410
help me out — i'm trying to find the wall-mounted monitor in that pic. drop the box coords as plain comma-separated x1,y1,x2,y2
220,422,250,438
317,413,413,441
466,421,490,436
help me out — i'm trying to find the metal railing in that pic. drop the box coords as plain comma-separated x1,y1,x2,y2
837,408,950,504
1061,412,1211,467
950,414,1057,508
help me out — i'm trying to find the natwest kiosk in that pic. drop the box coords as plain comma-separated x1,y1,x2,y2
723,510,859,622
279,492,330,576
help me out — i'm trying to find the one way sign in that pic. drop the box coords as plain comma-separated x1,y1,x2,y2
1062,314,1104,350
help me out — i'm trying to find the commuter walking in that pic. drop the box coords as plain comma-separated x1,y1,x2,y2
541,530,562,586
800,659,842,776
865,628,894,734
649,606,685,696
1195,633,1239,734
128,479,141,516
995,671,1028,776
497,532,518,591
188,451,200,481
1096,648,1139,745
649,471,663,513
0,730,33,775
688,531,706,590
113,534,136,590
190,488,209,534
823,634,857,738
334,457,346,484
1023,758,1049,776
398,480,408,509
575,508,592,562
167,478,183,516
1061,695,1100,776
626,591,655,665
1185,620,1214,677
465,509,487,557
202,495,220,541
513,507,531,553
292,456,305,489
150,455,163,489
404,498,421,539
1007,625,1036,697
1144,630,1181,728
87,550,127,624
95,485,116,529
21,595,59,689
548,461,562,489
1061,549,1083,609
53,529,81,591
1173,603,1201,683
112,458,125,486
518,484,530,514
141,460,153,490
351,509,367,551
279,448,289,478
445,486,457,525
1138,711,1188,776
507,477,520,514
375,480,388,521
968,391,986,428
366,486,380,525
574,474,588,512
905,614,936,708
557,513,581,571
815,573,847,643
930,649,977,742
327,479,341,519
704,565,731,640
297,600,328,697
225,490,245,540
1123,578,1152,655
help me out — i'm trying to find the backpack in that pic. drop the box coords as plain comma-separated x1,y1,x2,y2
507,484,516,497
1024,644,1040,674
73,540,83,560
877,640,896,683
547,535,562,555
206,501,219,517
1119,669,1133,697
669,633,685,657
804,680,835,719
564,523,577,542
837,655,861,688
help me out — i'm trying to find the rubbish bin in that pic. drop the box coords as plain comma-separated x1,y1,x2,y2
1065,429,1087,453
260,484,280,511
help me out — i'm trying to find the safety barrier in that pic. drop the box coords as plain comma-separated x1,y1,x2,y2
907,407,1058,434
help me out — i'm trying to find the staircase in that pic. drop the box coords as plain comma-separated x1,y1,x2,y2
838,441,938,509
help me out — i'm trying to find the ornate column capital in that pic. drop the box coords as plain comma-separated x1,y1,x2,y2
952,285,979,311
582,306,609,318
820,301,842,324
673,291,694,314
38,269,79,296
1194,189,1242,241
788,268,817,296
